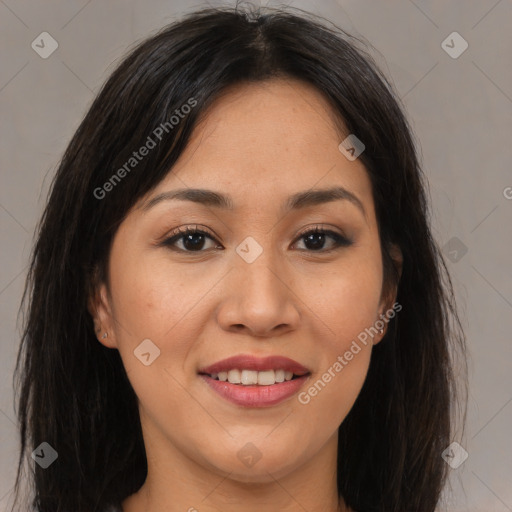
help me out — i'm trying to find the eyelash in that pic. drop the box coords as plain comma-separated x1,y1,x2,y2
160,224,353,254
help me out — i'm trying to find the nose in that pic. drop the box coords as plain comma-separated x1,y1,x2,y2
216,245,301,338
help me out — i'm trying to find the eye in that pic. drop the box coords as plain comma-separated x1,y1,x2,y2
161,225,221,252
292,226,353,252
160,225,353,253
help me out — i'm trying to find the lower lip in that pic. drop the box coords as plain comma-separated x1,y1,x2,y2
199,374,310,407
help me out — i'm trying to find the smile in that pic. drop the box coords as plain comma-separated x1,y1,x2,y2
198,354,311,407
207,368,299,385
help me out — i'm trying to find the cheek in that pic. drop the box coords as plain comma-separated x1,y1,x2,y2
297,348,371,442
305,253,383,342
106,250,199,396
109,248,207,342
294,252,381,419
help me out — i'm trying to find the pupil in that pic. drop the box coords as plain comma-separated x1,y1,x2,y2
184,233,205,250
181,232,326,251
305,233,324,250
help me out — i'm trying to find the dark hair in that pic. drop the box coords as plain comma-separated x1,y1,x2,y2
13,4,466,512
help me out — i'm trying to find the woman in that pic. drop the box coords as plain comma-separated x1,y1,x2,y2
13,5,466,512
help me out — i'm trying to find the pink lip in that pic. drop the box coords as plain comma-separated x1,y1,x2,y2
200,374,310,408
198,354,311,408
198,354,310,375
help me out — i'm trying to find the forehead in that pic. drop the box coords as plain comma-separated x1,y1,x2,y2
148,78,374,214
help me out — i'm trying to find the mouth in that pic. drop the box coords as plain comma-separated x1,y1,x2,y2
198,354,311,407
200,368,307,385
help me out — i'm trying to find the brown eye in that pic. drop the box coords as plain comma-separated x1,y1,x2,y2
162,227,221,252
294,227,353,252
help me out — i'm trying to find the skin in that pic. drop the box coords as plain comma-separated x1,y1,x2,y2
90,78,402,512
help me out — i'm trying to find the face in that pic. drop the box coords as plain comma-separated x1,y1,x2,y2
92,78,400,484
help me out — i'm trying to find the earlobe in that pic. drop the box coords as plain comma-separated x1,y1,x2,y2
88,281,117,349
372,311,388,345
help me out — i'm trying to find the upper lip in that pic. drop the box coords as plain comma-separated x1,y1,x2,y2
198,354,310,375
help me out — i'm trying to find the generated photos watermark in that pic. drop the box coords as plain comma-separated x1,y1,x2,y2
93,97,198,200
298,301,402,405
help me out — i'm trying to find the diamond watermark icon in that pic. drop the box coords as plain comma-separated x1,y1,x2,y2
236,236,263,264
441,32,468,59
441,441,468,469
134,338,161,366
31,32,59,59
31,442,58,469
237,442,262,468
443,236,468,263
338,134,365,161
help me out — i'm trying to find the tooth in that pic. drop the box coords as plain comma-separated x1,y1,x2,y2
227,369,241,384
241,370,258,385
257,370,275,385
210,368,298,385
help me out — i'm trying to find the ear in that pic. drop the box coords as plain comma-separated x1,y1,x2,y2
388,242,403,282
87,271,118,349
375,243,403,343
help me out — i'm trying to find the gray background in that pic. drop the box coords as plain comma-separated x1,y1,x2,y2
1,1,511,511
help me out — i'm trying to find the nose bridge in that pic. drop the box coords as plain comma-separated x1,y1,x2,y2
217,235,300,335
235,236,286,306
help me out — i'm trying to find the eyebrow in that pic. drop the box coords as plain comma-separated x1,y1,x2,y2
141,186,366,218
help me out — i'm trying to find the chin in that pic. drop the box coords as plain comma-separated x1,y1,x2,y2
216,459,300,484
199,437,310,483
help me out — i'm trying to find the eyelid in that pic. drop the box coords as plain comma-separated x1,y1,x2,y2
291,224,353,251
293,223,348,241
158,225,220,251
160,223,352,252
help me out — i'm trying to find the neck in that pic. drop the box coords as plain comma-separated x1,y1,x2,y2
122,422,348,512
